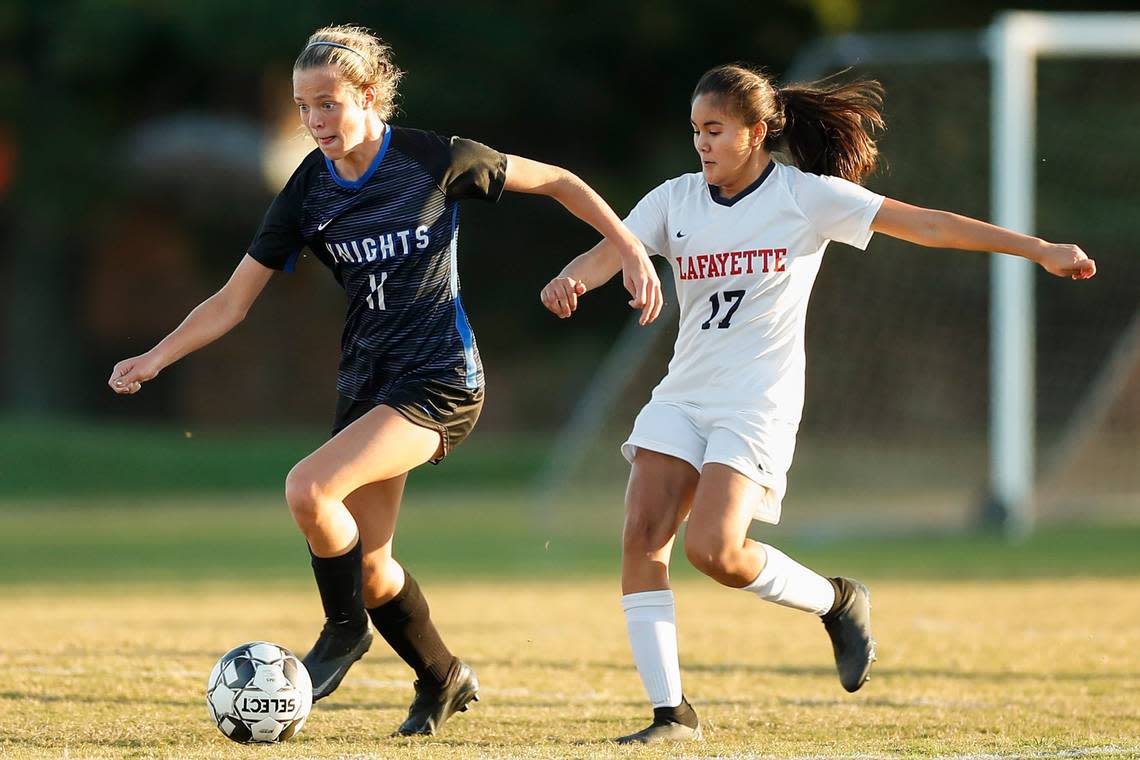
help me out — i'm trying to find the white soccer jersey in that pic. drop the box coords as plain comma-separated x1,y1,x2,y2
624,160,884,425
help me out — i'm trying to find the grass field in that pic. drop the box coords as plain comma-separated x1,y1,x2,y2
2,418,1138,758
3,579,1139,759
2,489,1140,759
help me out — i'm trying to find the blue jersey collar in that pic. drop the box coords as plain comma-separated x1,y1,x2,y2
325,124,392,190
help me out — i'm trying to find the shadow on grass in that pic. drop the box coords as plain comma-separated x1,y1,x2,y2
684,662,1139,682
311,700,416,712
471,658,1138,683
0,691,198,708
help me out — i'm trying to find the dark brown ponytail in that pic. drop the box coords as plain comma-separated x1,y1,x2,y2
693,65,885,183
776,78,884,183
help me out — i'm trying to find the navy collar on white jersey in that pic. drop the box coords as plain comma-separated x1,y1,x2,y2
325,124,392,190
708,159,775,207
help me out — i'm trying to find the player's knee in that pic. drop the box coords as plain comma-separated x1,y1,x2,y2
284,464,330,528
683,531,736,582
682,533,717,575
622,499,675,556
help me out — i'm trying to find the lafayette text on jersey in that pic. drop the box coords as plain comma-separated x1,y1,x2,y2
623,160,884,424
248,127,507,402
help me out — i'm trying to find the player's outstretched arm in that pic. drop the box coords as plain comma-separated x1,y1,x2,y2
540,239,625,319
108,255,275,395
504,155,662,325
871,198,1097,280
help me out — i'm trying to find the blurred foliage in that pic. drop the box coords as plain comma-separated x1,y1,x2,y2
2,0,1137,431
2,0,823,421
859,0,1140,29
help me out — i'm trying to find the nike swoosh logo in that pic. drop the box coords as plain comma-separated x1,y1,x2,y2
675,231,686,238
317,218,334,231
313,671,339,694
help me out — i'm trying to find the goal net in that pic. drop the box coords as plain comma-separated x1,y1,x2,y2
536,13,1140,538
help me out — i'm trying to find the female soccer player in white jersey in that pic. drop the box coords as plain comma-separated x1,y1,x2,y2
108,25,662,738
541,63,1095,744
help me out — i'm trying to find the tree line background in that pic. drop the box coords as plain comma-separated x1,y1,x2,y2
2,0,1137,438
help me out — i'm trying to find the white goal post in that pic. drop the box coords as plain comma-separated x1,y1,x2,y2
988,11,1140,536
535,12,1140,537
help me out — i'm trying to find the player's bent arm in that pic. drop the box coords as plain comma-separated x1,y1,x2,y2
541,239,624,319
503,155,641,257
505,155,662,324
108,255,274,394
871,198,1097,280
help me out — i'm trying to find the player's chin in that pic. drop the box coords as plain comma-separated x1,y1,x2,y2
704,170,730,187
315,137,343,158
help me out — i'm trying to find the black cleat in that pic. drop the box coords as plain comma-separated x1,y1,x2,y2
393,659,479,736
615,700,702,745
822,577,876,692
614,719,702,745
302,623,372,701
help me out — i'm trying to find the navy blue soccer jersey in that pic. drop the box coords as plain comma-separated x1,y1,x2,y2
247,126,507,403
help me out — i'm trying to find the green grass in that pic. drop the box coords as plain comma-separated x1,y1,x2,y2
4,416,1130,542
0,417,549,498
1,489,1138,758
2,493,1139,586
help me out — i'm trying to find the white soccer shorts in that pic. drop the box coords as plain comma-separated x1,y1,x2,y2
620,400,797,524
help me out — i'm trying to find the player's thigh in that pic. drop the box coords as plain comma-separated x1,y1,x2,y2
685,462,768,554
624,448,700,552
292,405,441,501
343,474,408,558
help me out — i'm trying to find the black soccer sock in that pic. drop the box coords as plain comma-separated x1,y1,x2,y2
367,571,456,688
309,540,368,633
653,695,699,729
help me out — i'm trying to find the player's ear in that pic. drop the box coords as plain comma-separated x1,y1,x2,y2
751,121,767,149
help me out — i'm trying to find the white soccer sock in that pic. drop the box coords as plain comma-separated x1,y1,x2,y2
743,544,836,616
621,590,683,709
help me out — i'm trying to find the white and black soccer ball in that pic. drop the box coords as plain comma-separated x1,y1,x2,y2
206,641,313,743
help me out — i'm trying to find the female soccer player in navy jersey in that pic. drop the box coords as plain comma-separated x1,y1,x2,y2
541,64,1096,744
108,25,662,737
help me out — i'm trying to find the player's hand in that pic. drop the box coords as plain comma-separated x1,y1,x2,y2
618,243,663,325
541,276,588,319
1037,243,1096,280
108,352,162,395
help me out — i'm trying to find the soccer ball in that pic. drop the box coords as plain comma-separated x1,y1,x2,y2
206,641,313,743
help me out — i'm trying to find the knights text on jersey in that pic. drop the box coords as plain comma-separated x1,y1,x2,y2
246,126,507,402
622,160,884,423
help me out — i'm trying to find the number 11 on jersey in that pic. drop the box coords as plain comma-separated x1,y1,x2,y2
366,272,388,310
701,289,746,329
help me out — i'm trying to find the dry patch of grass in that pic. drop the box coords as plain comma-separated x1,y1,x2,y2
1,579,1138,759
